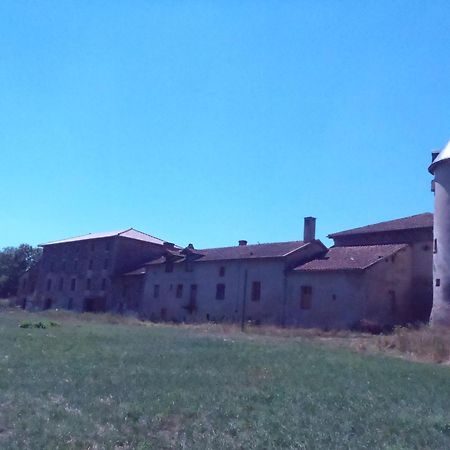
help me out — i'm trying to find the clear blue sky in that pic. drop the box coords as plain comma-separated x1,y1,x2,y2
1,1,449,249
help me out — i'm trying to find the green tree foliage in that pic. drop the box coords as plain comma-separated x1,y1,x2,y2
0,244,42,297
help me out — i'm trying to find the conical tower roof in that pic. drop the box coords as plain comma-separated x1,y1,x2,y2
429,140,450,174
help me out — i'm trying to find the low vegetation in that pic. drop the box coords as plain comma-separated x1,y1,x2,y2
0,308,449,449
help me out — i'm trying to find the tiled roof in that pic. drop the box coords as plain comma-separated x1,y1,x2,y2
328,213,432,238
145,240,320,266
193,241,312,261
41,228,169,246
294,244,407,272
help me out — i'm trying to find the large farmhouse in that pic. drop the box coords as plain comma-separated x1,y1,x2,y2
17,213,433,329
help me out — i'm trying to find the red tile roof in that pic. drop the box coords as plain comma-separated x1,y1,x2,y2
196,241,312,261
294,244,407,272
145,240,323,265
41,228,170,246
328,213,432,238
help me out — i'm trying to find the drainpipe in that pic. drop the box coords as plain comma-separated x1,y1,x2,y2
240,269,248,332
281,269,288,327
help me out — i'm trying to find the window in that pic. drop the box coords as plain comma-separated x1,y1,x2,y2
67,298,73,310
251,281,261,302
71,278,76,291
105,241,110,251
104,259,109,270
165,261,174,273
436,278,441,287
332,294,337,301
388,290,397,314
101,278,107,290
88,259,93,270
434,239,438,254
219,266,225,277
86,278,91,290
74,260,78,270
59,277,64,291
62,260,66,270
190,284,197,301
153,284,160,298
216,283,225,300
46,278,52,291
300,286,312,310
176,284,183,298
50,261,55,271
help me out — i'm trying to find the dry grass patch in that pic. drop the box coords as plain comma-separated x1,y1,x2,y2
377,325,450,363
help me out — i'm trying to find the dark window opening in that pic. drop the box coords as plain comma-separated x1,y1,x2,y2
86,278,91,290
216,283,225,300
206,313,210,321
104,259,109,270
332,294,337,301
44,298,52,310
68,298,73,310
176,284,183,298
74,260,78,270
251,281,261,302
59,277,64,291
161,308,167,320
153,284,160,298
101,278,107,290
434,238,438,254
62,261,66,270
300,286,312,310
190,284,197,301
71,278,76,291
46,278,52,291
436,278,441,287
389,290,397,314
88,259,93,270
219,266,225,277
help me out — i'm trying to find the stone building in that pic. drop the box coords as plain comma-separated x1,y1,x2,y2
18,229,173,312
17,214,433,329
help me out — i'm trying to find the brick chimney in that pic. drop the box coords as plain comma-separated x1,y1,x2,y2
303,217,316,242
238,240,247,246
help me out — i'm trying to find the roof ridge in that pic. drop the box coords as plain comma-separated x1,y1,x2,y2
328,212,432,238
198,239,304,251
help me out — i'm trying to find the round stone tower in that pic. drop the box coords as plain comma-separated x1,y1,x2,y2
429,140,450,326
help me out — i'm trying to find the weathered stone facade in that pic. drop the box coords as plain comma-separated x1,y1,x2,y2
17,214,433,329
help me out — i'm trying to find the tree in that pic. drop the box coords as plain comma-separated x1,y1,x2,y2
0,244,42,298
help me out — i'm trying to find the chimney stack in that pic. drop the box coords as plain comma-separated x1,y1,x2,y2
303,217,316,242
238,240,247,246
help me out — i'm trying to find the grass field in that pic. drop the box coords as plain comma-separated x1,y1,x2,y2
1,309,450,449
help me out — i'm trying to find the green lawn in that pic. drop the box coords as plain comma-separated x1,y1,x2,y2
0,310,449,449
